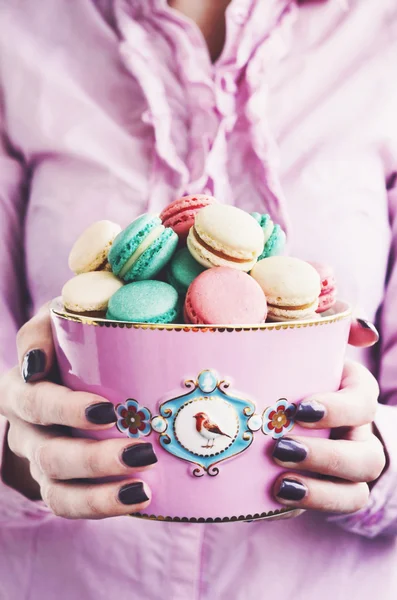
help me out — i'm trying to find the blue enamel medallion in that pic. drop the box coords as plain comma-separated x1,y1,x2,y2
153,370,256,476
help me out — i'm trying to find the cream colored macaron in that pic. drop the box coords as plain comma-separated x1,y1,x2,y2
68,220,121,274
62,271,124,313
251,256,321,321
187,204,264,272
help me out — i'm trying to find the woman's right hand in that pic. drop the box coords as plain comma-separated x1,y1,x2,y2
0,304,155,519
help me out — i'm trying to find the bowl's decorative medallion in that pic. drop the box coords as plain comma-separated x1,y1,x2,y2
115,370,297,476
153,370,260,477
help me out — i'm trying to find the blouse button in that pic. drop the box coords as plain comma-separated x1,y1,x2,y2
141,109,154,125
231,2,249,26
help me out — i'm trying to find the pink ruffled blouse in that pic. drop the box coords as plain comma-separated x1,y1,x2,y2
1,1,397,598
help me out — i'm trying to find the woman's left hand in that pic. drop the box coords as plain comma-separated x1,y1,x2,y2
272,318,387,513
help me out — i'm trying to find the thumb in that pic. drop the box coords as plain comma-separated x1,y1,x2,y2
16,302,55,383
348,318,379,348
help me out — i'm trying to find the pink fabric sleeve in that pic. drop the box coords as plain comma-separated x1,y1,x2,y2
328,179,397,538
0,107,52,524
0,118,25,374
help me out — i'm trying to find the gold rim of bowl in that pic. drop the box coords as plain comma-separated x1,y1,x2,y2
50,298,352,331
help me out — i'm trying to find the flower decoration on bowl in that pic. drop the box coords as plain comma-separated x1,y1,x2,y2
116,399,152,438
262,398,296,439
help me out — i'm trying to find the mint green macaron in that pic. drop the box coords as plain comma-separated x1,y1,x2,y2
106,280,180,324
108,214,178,283
251,212,286,260
167,248,206,295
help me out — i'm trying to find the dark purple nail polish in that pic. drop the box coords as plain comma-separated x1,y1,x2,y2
295,400,325,423
122,443,158,468
22,349,46,383
273,438,308,463
276,479,307,502
357,319,379,340
118,482,149,505
85,402,116,425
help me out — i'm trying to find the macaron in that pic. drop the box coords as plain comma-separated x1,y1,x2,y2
107,280,180,324
68,220,121,274
167,247,206,295
184,267,267,325
187,204,264,272
160,194,216,241
251,256,321,321
251,213,286,259
62,271,124,314
108,214,178,282
309,262,337,313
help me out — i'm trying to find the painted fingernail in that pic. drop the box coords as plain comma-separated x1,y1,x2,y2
122,443,158,468
118,482,149,505
85,402,117,425
295,400,326,423
276,478,307,502
273,438,308,463
22,349,46,383
357,319,379,340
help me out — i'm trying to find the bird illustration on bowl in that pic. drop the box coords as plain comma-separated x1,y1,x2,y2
193,411,232,449
174,398,239,456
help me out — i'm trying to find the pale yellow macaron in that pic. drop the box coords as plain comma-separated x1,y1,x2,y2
68,220,121,274
62,271,124,313
187,204,264,272
251,256,321,321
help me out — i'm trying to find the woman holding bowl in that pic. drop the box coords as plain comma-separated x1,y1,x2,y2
0,1,395,599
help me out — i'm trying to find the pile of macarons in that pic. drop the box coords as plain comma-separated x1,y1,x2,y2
62,194,337,325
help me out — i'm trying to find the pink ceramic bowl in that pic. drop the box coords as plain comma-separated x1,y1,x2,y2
50,299,351,524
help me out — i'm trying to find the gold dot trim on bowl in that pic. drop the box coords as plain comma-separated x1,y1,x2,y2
130,507,295,523
50,298,351,332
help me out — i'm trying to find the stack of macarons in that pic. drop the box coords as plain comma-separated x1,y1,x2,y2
63,220,124,316
62,194,337,325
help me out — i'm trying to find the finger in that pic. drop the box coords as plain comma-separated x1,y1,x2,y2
34,437,158,480
40,478,151,519
330,423,372,442
4,368,117,429
6,417,62,495
295,360,379,429
16,303,55,383
20,434,152,519
4,421,44,499
7,416,60,462
348,318,379,348
272,434,386,483
273,474,369,513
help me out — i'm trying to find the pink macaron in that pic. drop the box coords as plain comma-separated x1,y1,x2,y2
184,267,268,325
160,194,216,242
309,262,337,313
